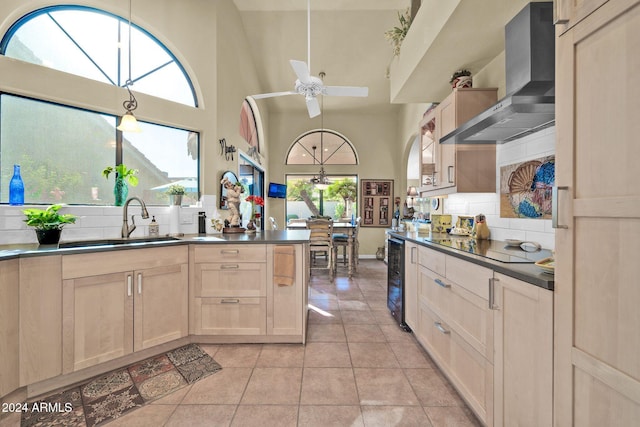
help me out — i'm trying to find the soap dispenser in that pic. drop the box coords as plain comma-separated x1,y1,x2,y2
149,216,159,237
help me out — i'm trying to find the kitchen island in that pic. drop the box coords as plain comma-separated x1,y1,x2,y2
389,230,554,426
0,231,310,401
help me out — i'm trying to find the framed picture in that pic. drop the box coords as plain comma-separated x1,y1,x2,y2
360,179,393,227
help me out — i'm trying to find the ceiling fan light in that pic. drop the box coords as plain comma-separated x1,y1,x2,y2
117,111,142,132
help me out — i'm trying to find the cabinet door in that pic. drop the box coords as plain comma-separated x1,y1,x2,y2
0,259,19,396
134,263,188,351
493,273,553,427
555,1,640,425
404,242,418,330
62,272,133,373
20,256,63,385
269,244,305,337
420,109,439,188
555,0,609,29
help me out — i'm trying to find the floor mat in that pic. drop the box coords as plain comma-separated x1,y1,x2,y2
21,344,221,427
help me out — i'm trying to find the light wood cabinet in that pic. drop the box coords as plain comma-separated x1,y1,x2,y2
62,247,188,373
493,273,553,427
404,241,418,330
191,243,307,340
419,88,497,196
20,256,63,386
0,259,19,397
555,0,609,29
554,1,640,425
415,245,494,425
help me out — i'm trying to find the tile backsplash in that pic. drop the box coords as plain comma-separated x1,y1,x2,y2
443,126,556,250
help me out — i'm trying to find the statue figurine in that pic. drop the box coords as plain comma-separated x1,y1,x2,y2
473,213,491,240
221,177,243,227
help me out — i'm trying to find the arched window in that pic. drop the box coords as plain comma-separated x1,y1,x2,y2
286,130,358,165
1,5,196,106
0,6,199,205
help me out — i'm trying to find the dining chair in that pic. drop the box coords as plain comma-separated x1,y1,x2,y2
333,217,361,274
269,216,278,230
306,218,334,279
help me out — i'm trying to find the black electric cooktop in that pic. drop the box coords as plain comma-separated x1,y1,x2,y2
423,235,552,264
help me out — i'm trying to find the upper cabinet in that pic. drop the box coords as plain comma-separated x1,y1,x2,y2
420,88,497,196
555,0,609,30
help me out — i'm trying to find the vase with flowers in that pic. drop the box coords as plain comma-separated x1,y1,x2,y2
245,195,264,233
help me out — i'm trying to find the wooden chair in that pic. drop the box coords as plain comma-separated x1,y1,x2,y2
333,217,361,274
306,218,334,279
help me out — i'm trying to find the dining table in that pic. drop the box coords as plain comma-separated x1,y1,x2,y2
287,221,357,277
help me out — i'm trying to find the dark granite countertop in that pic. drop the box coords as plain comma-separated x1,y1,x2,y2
0,230,311,260
388,230,554,290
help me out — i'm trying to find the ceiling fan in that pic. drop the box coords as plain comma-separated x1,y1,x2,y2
249,0,369,118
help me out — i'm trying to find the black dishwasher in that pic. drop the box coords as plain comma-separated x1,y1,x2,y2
387,237,411,332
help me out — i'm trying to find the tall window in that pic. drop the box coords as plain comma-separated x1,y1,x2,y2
0,6,199,205
285,130,358,220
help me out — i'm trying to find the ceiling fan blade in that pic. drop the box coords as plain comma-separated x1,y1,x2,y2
324,85,369,97
250,91,296,99
290,60,311,84
306,97,321,118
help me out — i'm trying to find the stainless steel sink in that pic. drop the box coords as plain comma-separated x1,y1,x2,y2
58,236,181,248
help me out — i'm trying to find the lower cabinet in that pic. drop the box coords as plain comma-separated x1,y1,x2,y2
0,259,20,397
409,244,553,427
191,243,306,340
62,247,188,373
493,272,553,427
404,241,418,330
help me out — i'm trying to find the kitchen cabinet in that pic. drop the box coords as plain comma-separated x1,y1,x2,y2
415,245,494,425
404,241,418,330
419,88,497,196
0,259,19,397
554,1,640,425
492,273,553,427
62,246,188,373
555,0,608,30
20,256,63,386
191,243,307,340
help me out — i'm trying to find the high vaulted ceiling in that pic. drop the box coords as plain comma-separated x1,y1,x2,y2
233,0,409,117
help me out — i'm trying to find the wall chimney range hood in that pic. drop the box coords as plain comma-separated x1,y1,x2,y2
441,2,555,144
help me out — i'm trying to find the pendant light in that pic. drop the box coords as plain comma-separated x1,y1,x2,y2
117,0,141,133
311,72,329,190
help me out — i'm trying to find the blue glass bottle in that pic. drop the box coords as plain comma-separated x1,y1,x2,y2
9,164,25,205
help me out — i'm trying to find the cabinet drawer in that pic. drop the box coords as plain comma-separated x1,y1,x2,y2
419,265,451,317
195,297,266,335
418,300,492,425
418,246,446,276
195,263,266,297
445,256,492,300
193,245,266,263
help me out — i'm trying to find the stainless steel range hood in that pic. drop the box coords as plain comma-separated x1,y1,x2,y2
441,2,555,144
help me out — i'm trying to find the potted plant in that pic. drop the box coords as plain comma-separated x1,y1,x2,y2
102,164,139,206
384,8,412,57
23,204,77,245
450,69,472,89
166,184,186,206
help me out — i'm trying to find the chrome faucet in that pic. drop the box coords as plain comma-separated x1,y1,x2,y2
122,197,150,238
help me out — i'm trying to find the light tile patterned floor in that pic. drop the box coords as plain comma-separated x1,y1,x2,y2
1,259,481,427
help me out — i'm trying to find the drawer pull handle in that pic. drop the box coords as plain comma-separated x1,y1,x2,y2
489,278,500,310
221,249,240,254
552,186,569,229
137,273,142,294
434,278,450,288
127,275,133,297
221,298,240,304
434,322,450,335
221,264,239,269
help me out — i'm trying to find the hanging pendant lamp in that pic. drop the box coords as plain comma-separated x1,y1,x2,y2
117,0,141,133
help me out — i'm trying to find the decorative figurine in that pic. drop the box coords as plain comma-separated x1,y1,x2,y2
221,177,244,232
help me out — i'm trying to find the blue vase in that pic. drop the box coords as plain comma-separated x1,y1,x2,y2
9,164,24,206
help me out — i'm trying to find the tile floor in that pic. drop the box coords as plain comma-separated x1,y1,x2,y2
1,259,481,427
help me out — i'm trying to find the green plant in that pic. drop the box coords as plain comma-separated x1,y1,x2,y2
102,164,139,186
384,8,412,57
23,204,77,230
166,184,186,195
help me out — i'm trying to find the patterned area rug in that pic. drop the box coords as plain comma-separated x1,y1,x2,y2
21,344,221,427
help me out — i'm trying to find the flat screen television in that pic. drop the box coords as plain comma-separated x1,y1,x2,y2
268,182,287,199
